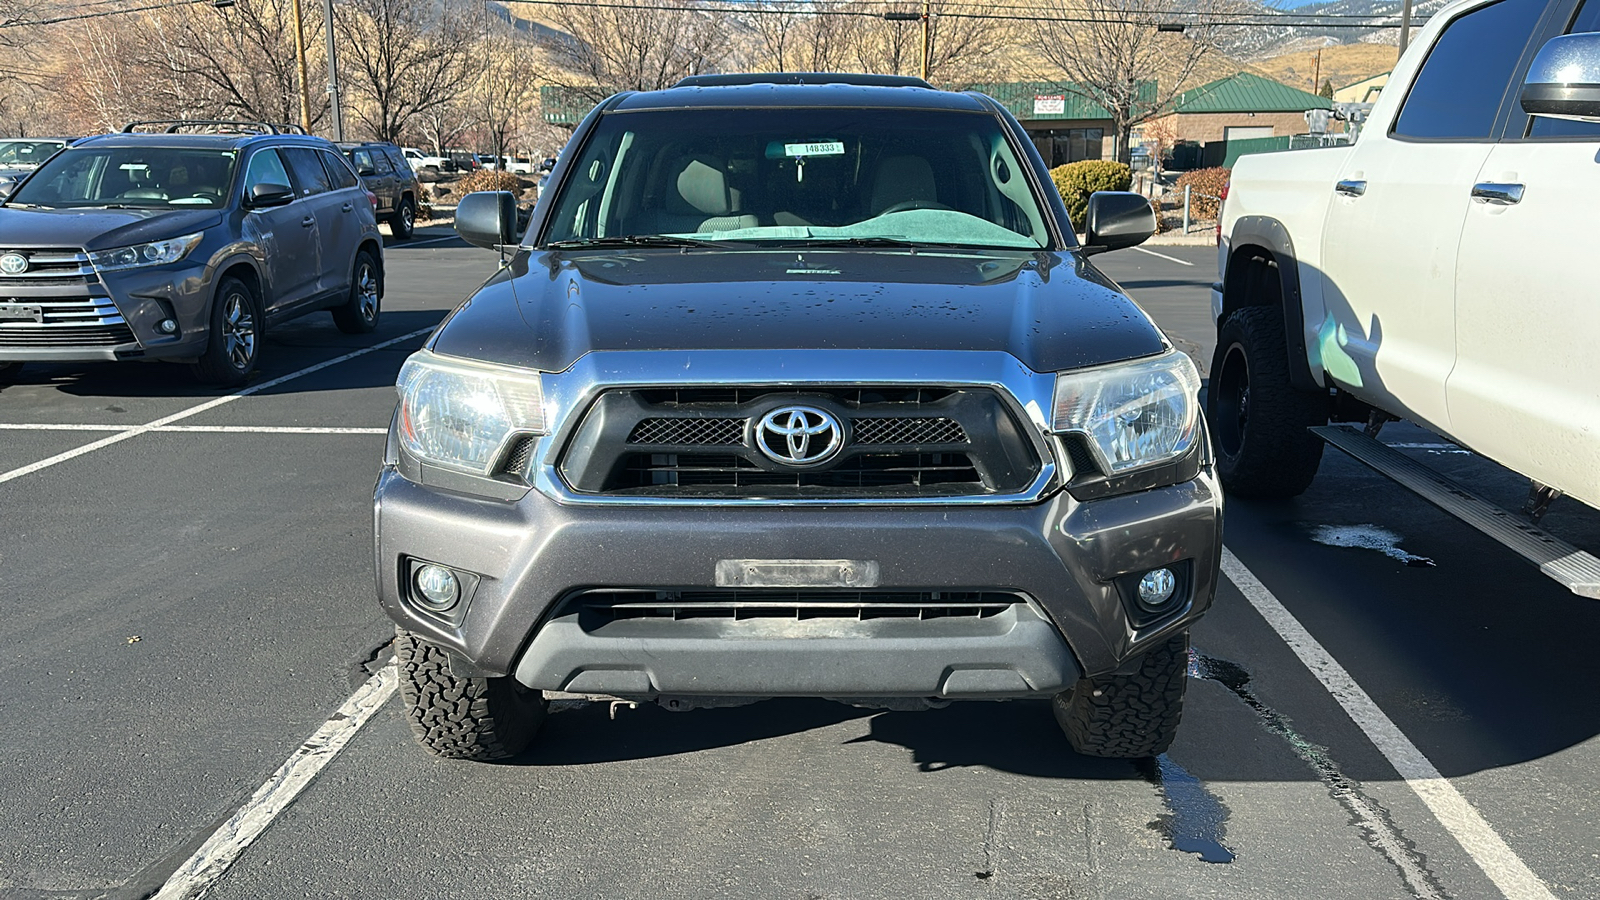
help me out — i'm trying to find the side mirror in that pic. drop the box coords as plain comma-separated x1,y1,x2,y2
1082,191,1156,255
0,179,15,200
455,190,518,250
355,164,376,176
247,182,294,208
1521,32,1600,121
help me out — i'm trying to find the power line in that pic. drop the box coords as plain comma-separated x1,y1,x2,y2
0,0,218,29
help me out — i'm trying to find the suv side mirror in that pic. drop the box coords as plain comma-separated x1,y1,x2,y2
456,190,519,250
247,182,295,208
0,179,15,200
1082,191,1156,255
1521,32,1600,121
355,163,376,176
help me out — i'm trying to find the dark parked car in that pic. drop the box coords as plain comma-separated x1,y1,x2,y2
376,74,1220,763
0,137,76,193
339,141,422,239
0,120,383,386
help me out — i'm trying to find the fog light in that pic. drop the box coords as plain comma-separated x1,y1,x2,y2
1137,567,1177,609
413,564,460,611
158,318,178,334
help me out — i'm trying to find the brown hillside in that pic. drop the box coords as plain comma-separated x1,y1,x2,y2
1248,43,1398,95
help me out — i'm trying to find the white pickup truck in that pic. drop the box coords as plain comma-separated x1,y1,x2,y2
1212,0,1600,595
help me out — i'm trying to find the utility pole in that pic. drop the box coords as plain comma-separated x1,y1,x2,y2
920,0,930,82
1399,0,1413,55
1313,47,1322,95
290,0,312,132
324,0,343,141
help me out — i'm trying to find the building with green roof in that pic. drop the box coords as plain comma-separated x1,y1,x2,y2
1138,71,1338,154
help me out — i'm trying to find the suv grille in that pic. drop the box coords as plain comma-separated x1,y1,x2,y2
558,386,1041,499
580,589,1017,623
0,249,95,285
0,323,134,347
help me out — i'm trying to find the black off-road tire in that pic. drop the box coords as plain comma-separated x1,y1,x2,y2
331,249,381,334
395,628,547,761
1208,305,1328,499
0,361,22,385
389,196,415,240
1054,632,1189,758
190,276,260,387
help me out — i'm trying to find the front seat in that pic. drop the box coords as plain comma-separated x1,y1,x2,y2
652,156,758,234
869,155,937,215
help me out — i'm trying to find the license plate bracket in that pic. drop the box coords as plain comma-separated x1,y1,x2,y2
715,559,880,589
0,304,42,324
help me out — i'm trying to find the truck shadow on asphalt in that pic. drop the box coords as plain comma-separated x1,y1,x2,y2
514,697,1140,782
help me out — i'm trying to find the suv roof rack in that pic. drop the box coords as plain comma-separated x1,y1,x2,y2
672,73,935,90
121,120,308,135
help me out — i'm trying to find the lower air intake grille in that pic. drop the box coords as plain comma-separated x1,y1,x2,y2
581,589,1018,622
0,324,135,347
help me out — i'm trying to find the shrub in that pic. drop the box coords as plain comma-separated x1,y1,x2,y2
454,169,524,196
1049,160,1132,231
1173,167,1230,221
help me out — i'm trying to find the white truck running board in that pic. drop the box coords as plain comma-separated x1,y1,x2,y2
1311,425,1600,599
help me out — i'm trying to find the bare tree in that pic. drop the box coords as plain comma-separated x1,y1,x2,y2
541,0,729,99
1028,0,1222,163
745,2,863,74
476,31,540,165
336,0,477,142
145,0,325,129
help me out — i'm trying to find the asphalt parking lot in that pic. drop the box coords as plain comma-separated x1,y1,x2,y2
2,236,1597,900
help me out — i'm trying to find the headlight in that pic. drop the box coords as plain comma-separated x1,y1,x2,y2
1052,350,1201,475
88,232,203,271
396,350,545,475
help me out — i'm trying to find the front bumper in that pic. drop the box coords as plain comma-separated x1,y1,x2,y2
0,261,212,363
374,464,1223,697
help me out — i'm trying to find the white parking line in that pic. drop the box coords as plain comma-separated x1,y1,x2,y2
1132,246,1196,266
0,424,388,434
402,235,464,248
0,326,433,487
1222,548,1556,900
153,663,398,900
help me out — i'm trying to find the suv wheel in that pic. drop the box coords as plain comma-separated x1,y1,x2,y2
191,276,260,386
1208,306,1328,498
390,196,416,240
1054,632,1188,758
396,628,547,760
332,249,381,334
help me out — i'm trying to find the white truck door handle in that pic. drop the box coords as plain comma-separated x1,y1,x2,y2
1335,179,1367,197
1471,182,1525,205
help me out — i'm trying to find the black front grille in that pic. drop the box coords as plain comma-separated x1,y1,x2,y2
629,417,746,446
0,323,135,347
559,385,1043,499
617,451,981,494
581,589,1017,623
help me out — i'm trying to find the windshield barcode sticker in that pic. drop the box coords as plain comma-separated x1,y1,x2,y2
784,141,845,157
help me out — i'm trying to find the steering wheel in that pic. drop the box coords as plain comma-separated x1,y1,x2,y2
880,199,953,214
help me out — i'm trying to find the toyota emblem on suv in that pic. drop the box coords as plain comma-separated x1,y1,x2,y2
756,406,843,467
0,253,28,275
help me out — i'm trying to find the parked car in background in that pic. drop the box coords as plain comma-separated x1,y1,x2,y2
0,120,383,387
474,154,498,170
401,147,456,180
446,149,480,172
1212,0,1600,597
340,141,422,239
500,156,534,174
0,137,76,196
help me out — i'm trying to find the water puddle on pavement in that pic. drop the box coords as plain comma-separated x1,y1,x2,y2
1189,649,1450,899
1141,753,1236,863
1309,523,1437,568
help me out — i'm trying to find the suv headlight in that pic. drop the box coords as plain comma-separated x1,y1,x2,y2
396,350,545,476
88,232,204,271
1052,350,1201,475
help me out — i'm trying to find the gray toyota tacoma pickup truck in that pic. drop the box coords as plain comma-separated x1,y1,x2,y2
375,74,1222,762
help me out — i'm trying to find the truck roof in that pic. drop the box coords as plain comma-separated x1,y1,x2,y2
612,81,994,115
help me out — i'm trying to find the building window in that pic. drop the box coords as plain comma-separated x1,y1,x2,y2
1031,128,1105,166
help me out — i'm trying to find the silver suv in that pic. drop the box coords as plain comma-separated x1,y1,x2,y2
0,120,383,386
376,75,1220,762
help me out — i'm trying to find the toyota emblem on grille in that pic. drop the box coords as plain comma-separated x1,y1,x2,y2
755,406,844,467
0,253,27,276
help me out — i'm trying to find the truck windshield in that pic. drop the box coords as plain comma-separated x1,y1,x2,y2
542,107,1054,250
9,146,239,209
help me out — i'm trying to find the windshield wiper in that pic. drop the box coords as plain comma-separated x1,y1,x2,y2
546,235,735,250
794,236,920,249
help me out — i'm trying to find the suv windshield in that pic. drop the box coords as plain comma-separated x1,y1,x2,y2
9,146,239,209
543,107,1054,250
0,139,66,168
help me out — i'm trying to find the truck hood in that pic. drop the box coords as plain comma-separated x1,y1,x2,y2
431,247,1168,374
0,206,223,250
